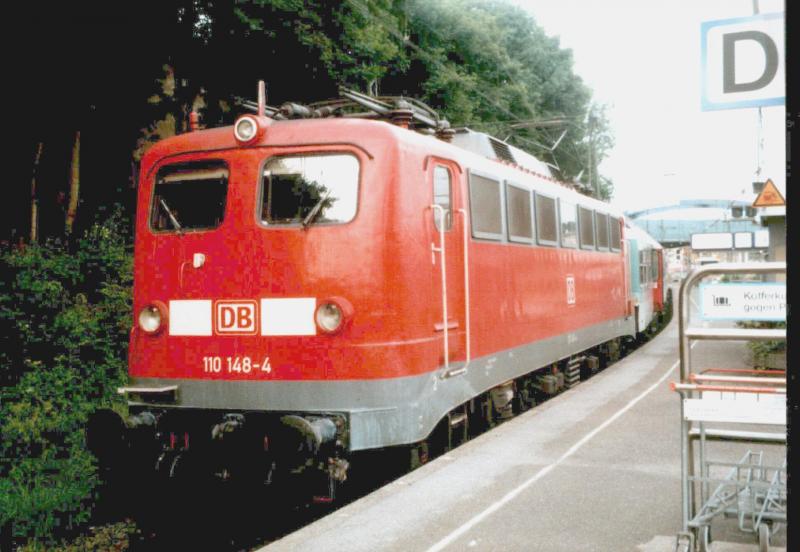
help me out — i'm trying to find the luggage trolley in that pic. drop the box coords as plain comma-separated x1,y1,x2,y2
672,262,786,552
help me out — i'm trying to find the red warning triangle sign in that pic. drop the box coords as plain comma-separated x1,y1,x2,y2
752,179,785,207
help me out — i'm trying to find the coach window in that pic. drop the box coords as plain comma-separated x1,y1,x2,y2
469,172,503,240
260,153,359,226
534,193,558,246
609,217,621,251
505,183,533,243
651,250,660,282
596,212,610,250
559,199,578,248
433,166,452,231
151,160,229,232
578,206,595,250
639,250,650,285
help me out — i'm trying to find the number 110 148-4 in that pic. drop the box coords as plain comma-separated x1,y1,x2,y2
202,356,272,374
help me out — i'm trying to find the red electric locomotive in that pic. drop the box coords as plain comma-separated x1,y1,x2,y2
89,84,666,501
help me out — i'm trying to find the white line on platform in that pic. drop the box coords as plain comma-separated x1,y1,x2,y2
426,347,691,552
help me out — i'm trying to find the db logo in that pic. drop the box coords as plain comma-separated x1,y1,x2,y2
214,300,258,335
566,275,576,306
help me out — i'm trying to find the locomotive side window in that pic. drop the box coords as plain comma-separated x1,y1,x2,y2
260,154,359,226
596,212,610,250
558,199,578,248
469,172,503,240
433,166,452,231
505,183,533,243
151,160,229,232
534,193,558,246
578,206,595,250
609,217,621,251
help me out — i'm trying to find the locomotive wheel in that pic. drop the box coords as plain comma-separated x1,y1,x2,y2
411,441,429,469
446,406,469,449
513,378,536,413
608,338,621,363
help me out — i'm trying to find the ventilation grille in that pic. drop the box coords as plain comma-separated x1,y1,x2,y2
489,137,516,164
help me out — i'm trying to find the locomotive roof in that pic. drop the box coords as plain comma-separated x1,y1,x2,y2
142,116,624,219
449,128,553,178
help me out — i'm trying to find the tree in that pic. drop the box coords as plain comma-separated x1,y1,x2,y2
65,131,81,235
29,143,44,244
385,0,613,192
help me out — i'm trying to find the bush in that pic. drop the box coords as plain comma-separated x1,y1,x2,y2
0,209,133,547
736,320,787,370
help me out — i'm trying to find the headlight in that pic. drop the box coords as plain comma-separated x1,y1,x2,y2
234,116,258,143
138,305,163,334
315,302,343,333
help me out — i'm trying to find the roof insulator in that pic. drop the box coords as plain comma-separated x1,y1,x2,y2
389,99,414,129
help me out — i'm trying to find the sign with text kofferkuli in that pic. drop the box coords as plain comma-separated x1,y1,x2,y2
700,283,786,321
701,12,784,111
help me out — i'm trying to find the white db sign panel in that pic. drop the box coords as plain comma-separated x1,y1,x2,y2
701,12,784,110
692,232,733,250
700,283,786,321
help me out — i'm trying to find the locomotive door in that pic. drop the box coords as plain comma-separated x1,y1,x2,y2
427,159,466,371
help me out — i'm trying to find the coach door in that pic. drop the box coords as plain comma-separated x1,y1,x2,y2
428,159,467,373
654,249,665,309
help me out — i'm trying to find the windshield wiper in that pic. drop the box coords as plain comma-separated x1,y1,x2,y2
159,199,182,231
301,188,333,229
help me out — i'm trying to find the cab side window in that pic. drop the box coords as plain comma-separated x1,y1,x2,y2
433,166,452,231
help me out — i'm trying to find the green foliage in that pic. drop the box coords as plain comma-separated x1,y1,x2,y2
737,321,786,369
3,2,616,545
0,210,132,544
401,0,612,186
234,0,409,92
202,0,611,191
16,521,137,552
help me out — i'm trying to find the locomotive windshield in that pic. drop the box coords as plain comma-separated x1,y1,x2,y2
150,160,228,232
260,154,358,226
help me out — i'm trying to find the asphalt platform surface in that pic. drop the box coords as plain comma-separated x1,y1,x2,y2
260,317,787,552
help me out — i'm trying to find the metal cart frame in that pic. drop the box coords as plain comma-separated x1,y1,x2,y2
672,262,786,552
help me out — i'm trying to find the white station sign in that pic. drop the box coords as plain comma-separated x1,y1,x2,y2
692,232,733,250
701,12,784,110
733,232,753,249
700,283,786,321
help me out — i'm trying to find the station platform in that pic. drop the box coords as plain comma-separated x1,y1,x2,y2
259,319,787,552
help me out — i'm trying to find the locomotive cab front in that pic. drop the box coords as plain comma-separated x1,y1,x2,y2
90,114,425,501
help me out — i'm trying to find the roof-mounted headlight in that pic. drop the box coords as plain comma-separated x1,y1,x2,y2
234,115,259,143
